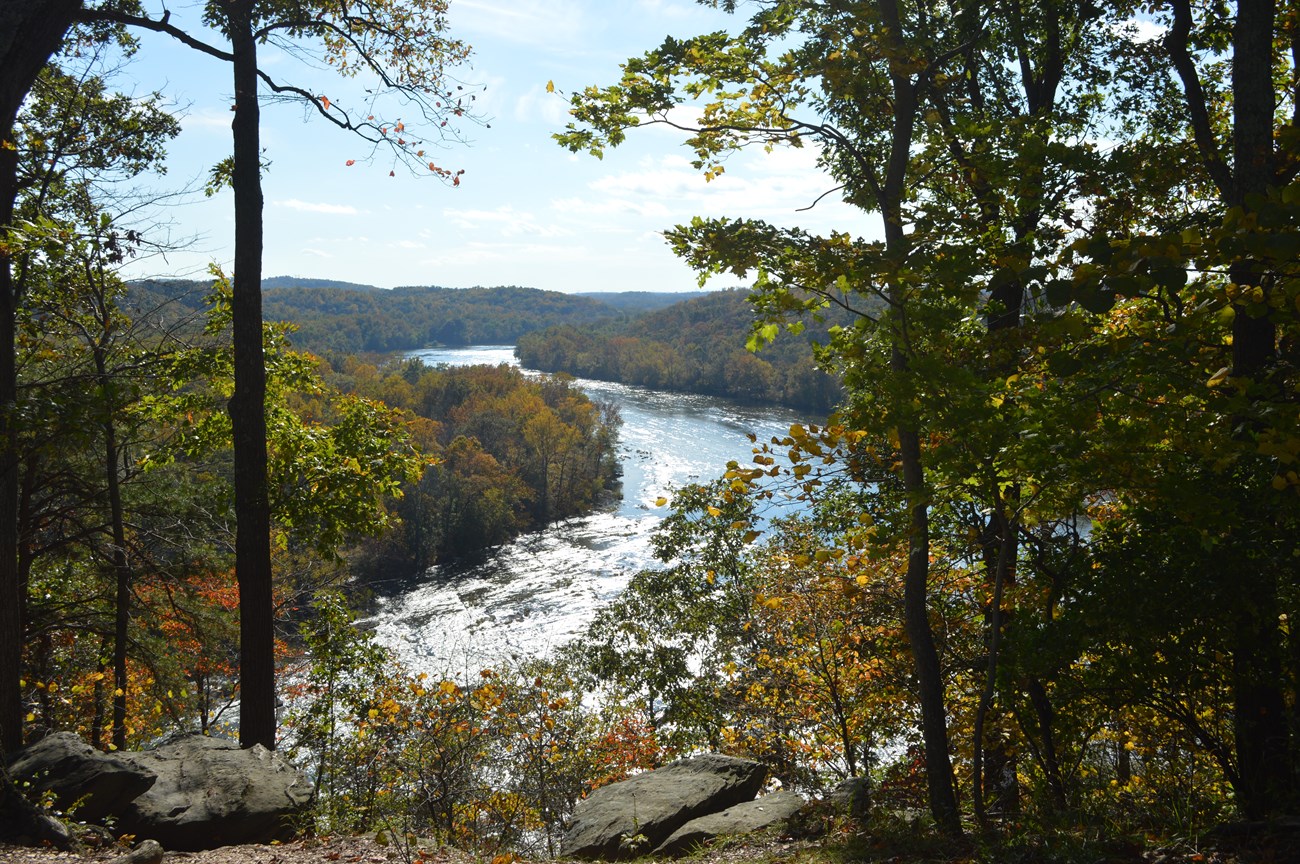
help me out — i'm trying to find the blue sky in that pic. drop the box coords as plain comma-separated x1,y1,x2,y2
110,0,866,294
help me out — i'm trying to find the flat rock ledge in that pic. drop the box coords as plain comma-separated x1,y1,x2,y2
654,790,806,857
561,754,798,860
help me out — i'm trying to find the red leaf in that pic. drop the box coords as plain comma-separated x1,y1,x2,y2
389,170,395,177
346,159,356,166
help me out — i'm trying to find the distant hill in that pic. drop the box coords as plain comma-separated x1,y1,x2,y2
262,276,386,292
573,290,709,313
125,278,630,355
516,289,846,413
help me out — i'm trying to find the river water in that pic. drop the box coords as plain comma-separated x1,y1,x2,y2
369,345,810,677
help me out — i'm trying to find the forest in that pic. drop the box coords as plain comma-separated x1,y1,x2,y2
517,289,847,412
2,0,1300,863
129,279,627,355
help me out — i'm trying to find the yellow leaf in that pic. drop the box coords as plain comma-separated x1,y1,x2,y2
654,496,668,507
1207,366,1230,387
707,506,723,517
546,80,555,93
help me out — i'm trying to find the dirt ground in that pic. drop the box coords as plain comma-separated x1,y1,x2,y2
0,834,813,864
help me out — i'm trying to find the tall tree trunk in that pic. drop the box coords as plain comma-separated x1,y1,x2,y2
0,0,81,758
897,413,962,836
875,0,962,834
92,316,131,750
0,154,20,754
1225,0,1291,817
225,0,276,751
1165,0,1292,816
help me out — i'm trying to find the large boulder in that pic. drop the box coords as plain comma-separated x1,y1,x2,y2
115,735,312,851
561,754,767,860
7,732,155,822
653,790,805,856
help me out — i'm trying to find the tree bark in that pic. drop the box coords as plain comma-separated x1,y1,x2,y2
0,0,81,758
1224,0,1292,818
875,0,962,834
224,0,276,751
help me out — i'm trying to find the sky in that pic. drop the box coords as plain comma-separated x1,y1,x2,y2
107,0,869,294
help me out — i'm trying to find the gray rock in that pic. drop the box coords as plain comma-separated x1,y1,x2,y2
7,732,155,822
654,790,805,856
108,839,164,864
116,735,311,851
561,754,767,860
824,775,871,819
1,761,78,851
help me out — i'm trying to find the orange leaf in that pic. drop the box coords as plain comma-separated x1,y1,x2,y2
453,175,460,186
320,95,330,110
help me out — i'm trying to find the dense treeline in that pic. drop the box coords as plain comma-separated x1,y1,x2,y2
517,289,845,412
129,280,623,355
325,358,620,569
128,279,710,357
548,0,1300,843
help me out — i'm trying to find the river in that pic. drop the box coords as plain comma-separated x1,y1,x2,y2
368,345,811,677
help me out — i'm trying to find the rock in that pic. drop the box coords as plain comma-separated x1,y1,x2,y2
824,775,871,819
1,763,78,852
6,732,155,822
116,735,312,851
108,839,164,864
653,790,805,856
561,754,767,860
784,777,871,840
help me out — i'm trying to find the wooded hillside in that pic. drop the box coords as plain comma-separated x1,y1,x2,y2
517,289,846,412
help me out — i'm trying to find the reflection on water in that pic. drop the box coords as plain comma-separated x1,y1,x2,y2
369,345,810,675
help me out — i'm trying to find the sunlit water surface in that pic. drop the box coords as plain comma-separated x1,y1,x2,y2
367,346,810,675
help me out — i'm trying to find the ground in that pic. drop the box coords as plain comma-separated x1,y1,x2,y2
0,827,1290,864
0,835,814,864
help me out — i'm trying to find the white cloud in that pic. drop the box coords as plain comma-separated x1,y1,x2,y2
181,107,234,131
551,196,673,220
443,205,571,238
1114,16,1166,43
515,85,573,126
420,239,590,268
635,0,704,20
451,0,587,50
274,199,361,216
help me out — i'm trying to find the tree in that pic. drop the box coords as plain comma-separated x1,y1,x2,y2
555,0,977,833
558,0,1269,832
64,0,476,748
0,0,87,755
